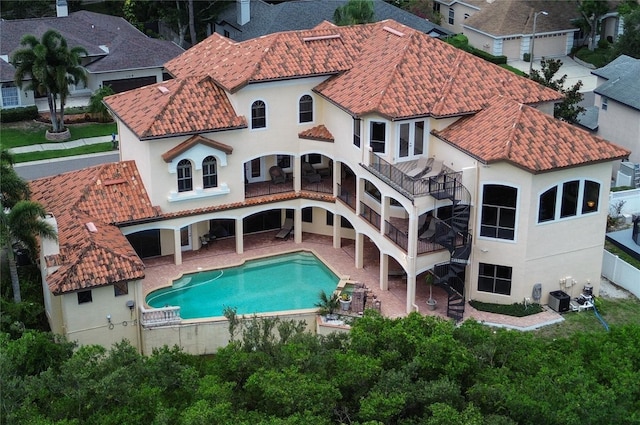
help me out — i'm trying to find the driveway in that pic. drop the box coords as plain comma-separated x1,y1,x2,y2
507,55,598,93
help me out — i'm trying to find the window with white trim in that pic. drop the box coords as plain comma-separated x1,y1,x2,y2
277,155,292,169
448,8,454,25
202,156,218,189
353,118,361,148
538,179,600,223
177,159,193,192
77,290,93,304
601,97,608,111
480,184,517,240
299,94,313,123
1,84,19,107
369,121,386,154
478,263,512,295
251,100,266,129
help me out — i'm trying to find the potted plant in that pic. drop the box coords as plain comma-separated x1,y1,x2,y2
425,273,437,311
315,290,340,320
339,292,352,311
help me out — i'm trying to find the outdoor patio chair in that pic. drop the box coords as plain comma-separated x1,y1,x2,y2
269,165,286,184
302,162,321,183
419,217,437,241
406,157,429,178
199,235,209,250
275,218,294,240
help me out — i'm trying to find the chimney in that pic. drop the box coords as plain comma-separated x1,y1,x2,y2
237,0,250,26
56,0,68,17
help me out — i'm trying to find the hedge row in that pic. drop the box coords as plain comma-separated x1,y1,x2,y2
0,106,39,123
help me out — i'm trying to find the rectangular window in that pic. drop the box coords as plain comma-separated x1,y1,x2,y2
601,97,608,111
277,155,292,169
223,30,230,38
448,8,454,25
480,185,517,240
353,118,361,148
77,290,93,304
326,211,334,226
302,207,313,223
478,263,512,295
1,84,19,107
370,121,386,153
560,181,579,218
114,282,128,296
304,153,322,164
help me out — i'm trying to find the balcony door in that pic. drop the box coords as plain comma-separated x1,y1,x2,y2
244,158,264,183
398,120,425,161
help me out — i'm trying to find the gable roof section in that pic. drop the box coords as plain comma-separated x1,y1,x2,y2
162,135,234,162
215,0,451,42
0,11,183,76
298,124,334,142
592,55,640,111
433,96,630,173
104,76,247,139
463,0,580,37
29,161,160,294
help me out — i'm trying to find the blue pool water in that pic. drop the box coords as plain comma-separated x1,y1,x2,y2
146,251,340,319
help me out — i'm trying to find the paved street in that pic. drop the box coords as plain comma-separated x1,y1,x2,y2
13,151,119,181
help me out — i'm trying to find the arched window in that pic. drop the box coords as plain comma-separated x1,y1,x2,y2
251,100,266,129
538,179,600,223
202,156,218,189
299,94,313,123
177,159,193,192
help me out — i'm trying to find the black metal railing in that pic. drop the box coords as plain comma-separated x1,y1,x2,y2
245,181,294,198
337,183,356,211
385,219,408,251
360,202,381,230
301,179,333,195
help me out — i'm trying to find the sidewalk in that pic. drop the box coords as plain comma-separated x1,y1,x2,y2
8,135,114,155
507,55,598,93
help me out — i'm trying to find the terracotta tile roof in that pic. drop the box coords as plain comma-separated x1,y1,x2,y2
29,161,161,294
162,135,233,163
433,96,630,173
104,76,246,140
298,124,334,142
314,21,562,118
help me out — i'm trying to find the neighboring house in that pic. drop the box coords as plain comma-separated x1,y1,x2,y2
214,0,451,41
591,55,640,185
0,2,183,111
434,0,624,61
31,20,628,353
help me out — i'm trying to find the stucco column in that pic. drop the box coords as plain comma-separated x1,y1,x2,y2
294,155,302,192
293,209,302,243
332,213,341,249
405,205,419,312
235,218,244,254
405,268,417,313
355,232,364,269
379,252,389,291
173,228,182,265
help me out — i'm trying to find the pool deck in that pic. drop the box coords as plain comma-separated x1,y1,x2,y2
143,232,563,331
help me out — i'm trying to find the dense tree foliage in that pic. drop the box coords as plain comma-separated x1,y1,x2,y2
611,6,640,59
2,312,639,424
529,58,586,123
386,0,442,24
334,0,375,26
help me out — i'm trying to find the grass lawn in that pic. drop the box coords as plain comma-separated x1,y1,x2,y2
534,296,640,339
1,120,116,149
12,143,115,163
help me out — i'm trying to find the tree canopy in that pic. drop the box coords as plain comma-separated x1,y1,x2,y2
529,58,586,123
334,0,375,26
611,6,640,59
2,312,639,424
11,30,88,133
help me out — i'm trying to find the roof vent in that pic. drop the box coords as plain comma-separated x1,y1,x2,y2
383,26,405,37
86,222,98,233
158,86,170,94
303,34,341,42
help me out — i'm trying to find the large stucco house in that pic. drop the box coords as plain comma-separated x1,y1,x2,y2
433,0,624,61
30,19,629,353
0,2,183,111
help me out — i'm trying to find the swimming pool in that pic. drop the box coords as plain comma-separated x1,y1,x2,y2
145,251,340,319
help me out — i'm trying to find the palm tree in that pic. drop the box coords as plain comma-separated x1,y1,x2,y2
0,150,57,303
11,30,88,133
88,85,114,122
333,0,375,26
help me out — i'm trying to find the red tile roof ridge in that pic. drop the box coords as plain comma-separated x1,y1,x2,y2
433,96,630,173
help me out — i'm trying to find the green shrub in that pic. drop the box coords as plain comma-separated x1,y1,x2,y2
446,34,469,50
597,37,610,49
469,300,543,317
469,47,507,64
0,106,39,123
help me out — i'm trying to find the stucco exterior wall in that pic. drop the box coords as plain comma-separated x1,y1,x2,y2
595,96,640,173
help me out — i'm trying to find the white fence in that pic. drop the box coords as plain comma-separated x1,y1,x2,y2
601,250,640,299
609,188,640,218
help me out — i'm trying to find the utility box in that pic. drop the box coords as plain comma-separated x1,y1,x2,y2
548,290,570,313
